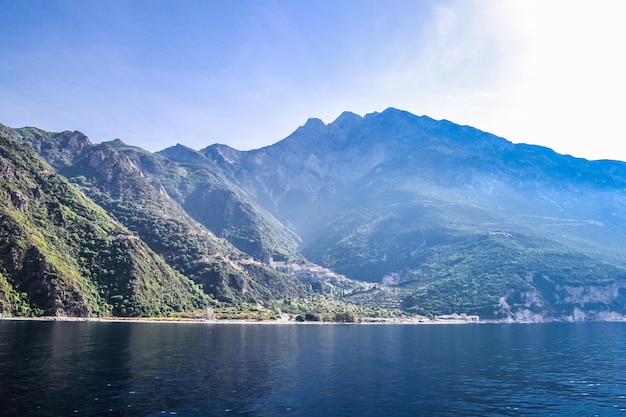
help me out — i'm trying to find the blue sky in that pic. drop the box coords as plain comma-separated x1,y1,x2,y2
1,1,624,161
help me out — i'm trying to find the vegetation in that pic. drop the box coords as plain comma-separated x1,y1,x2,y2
6,130,310,310
5,106,626,321
109,140,304,263
0,135,209,317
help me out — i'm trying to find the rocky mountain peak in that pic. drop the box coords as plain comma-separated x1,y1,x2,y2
332,111,363,128
105,138,126,147
158,143,207,165
58,130,92,151
202,143,242,165
292,118,327,139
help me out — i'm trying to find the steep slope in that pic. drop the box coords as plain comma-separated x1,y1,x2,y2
131,142,303,263
0,135,209,317
71,143,308,305
181,108,626,320
205,108,626,252
2,125,309,307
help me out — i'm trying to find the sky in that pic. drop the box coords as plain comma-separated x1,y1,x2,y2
1,0,625,161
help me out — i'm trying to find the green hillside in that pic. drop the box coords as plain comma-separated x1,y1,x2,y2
0,135,209,317
5,107,626,321
2,126,310,309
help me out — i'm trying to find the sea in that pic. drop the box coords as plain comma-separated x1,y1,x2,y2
1,320,626,417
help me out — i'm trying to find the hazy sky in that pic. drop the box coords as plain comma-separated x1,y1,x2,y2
1,0,624,160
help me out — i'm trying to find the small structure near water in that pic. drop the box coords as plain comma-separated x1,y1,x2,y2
435,313,480,323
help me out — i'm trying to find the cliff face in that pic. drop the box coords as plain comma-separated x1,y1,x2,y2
0,134,209,317
498,277,626,323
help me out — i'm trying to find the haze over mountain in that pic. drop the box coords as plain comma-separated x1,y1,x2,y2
3,108,626,321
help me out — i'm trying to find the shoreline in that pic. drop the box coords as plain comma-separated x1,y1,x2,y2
4,314,624,325
0,314,482,325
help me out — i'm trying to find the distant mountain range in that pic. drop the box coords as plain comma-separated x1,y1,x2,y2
3,108,626,321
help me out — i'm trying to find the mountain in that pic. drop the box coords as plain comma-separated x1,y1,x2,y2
164,108,626,321
0,134,209,317
4,108,626,321
0,126,311,311
120,141,303,263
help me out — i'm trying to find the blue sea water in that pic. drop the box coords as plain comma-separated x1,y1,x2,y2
1,320,626,416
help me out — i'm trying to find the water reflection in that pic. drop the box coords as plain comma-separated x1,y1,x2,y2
0,321,134,415
2,321,626,416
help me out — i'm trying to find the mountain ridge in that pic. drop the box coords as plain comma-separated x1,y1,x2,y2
176,108,626,320
4,108,626,321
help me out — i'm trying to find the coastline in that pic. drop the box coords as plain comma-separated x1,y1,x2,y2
0,314,482,325
3,314,626,325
